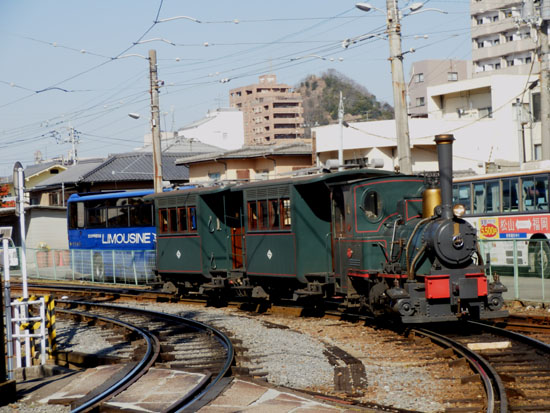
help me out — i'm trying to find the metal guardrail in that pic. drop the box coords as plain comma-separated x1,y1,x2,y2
21,248,156,286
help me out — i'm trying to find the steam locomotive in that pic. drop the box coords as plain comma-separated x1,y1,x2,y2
149,134,507,323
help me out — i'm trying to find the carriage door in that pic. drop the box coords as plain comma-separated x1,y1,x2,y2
331,187,350,293
231,224,244,269
226,193,245,270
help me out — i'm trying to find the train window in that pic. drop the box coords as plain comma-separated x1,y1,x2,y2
159,209,168,233
248,201,258,230
178,207,188,232
282,198,291,228
168,208,177,232
258,200,268,229
269,199,280,229
189,207,197,231
363,191,382,220
502,178,519,212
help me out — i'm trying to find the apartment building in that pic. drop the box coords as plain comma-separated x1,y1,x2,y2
408,59,470,117
229,74,305,145
471,0,539,75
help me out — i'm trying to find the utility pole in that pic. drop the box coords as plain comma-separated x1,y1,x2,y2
338,91,344,171
386,0,412,174
519,0,550,159
540,19,550,160
149,49,163,193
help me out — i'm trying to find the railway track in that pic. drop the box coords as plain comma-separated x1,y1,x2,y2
414,321,550,412
55,300,234,412
11,281,550,411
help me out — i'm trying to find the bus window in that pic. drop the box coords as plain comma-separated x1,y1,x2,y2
455,184,471,214
535,175,548,210
473,183,485,214
87,208,106,228
503,178,519,212
486,181,500,213
107,207,128,228
69,202,85,229
129,198,153,227
523,178,536,211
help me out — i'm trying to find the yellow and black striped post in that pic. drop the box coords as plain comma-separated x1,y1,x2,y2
45,295,57,357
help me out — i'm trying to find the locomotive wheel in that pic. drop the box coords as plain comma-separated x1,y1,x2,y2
487,294,504,311
93,253,105,282
394,299,415,317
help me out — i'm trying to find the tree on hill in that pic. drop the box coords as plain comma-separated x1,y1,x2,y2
296,69,394,136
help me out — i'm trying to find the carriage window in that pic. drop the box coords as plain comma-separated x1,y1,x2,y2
282,198,291,228
178,207,188,232
248,202,258,230
486,181,500,213
269,199,280,229
502,178,519,212
258,200,268,229
189,207,197,231
159,209,168,233
169,208,178,232
363,191,382,220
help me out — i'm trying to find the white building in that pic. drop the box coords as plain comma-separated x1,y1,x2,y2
176,108,245,150
313,74,540,174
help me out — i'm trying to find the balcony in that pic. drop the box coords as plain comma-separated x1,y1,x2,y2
472,38,536,60
471,19,516,37
471,0,521,14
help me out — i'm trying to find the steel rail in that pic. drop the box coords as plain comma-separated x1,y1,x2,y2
60,300,234,412
58,307,160,413
469,320,550,353
413,327,508,413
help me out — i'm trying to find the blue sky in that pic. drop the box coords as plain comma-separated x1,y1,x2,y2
0,0,471,176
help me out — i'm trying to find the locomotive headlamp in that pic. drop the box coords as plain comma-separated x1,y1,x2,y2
453,204,466,218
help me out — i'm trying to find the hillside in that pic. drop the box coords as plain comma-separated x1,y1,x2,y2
296,69,394,134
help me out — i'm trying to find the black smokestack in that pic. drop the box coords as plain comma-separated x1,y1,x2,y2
434,134,455,220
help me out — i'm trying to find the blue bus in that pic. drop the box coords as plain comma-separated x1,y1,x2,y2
67,190,156,282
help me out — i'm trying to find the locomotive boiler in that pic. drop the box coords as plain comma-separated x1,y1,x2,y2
150,134,507,323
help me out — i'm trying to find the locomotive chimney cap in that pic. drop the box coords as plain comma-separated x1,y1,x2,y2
434,134,455,144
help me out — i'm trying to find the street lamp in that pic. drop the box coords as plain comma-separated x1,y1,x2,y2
355,1,415,174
